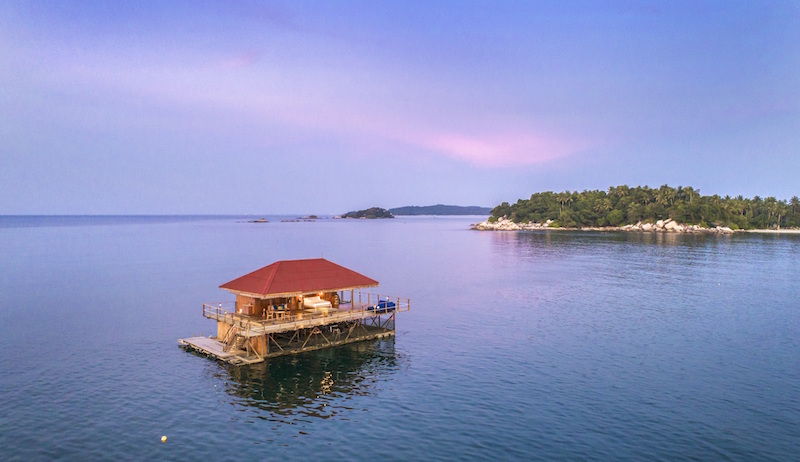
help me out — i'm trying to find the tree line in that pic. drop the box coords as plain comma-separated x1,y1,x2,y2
490,185,800,230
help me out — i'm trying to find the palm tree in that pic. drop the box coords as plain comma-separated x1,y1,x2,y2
775,201,789,229
764,197,777,226
610,185,630,199
557,191,568,214
657,184,676,207
682,186,698,203
790,197,800,227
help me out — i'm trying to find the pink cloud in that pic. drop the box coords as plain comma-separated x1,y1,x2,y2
419,131,586,167
272,103,594,168
48,44,596,169
220,51,260,69
265,107,594,168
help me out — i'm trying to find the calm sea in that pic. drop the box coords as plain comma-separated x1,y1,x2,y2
1,215,798,461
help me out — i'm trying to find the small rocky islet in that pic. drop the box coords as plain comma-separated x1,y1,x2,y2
340,207,395,219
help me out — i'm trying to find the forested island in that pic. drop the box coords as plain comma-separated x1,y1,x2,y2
341,207,394,219
480,185,799,231
389,204,493,215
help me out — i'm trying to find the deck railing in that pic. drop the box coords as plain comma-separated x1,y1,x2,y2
202,291,409,332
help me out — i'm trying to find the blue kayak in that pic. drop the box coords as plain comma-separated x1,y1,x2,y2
372,300,396,313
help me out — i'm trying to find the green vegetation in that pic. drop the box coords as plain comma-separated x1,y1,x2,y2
389,204,492,215
491,185,800,230
342,207,394,219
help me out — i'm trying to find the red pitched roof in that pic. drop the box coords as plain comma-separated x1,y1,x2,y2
219,258,379,297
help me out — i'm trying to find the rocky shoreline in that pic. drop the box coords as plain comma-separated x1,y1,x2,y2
472,217,738,234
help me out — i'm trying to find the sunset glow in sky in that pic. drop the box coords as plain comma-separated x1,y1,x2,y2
2,1,798,214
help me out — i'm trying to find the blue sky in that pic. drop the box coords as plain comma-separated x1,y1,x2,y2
2,1,798,214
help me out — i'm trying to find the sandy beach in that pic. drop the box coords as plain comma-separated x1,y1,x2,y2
742,229,800,234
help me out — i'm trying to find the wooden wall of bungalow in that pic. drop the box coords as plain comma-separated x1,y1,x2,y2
233,292,341,316
233,294,297,316
216,291,343,344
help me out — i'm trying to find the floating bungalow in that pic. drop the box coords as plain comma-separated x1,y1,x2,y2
179,258,409,365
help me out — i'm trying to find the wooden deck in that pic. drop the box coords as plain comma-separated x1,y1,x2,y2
179,324,396,365
178,336,262,365
203,300,407,337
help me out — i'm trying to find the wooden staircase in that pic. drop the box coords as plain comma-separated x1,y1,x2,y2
222,326,243,352
225,335,245,353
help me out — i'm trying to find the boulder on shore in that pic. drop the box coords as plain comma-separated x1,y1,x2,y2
472,217,738,235
665,220,682,232
472,218,549,231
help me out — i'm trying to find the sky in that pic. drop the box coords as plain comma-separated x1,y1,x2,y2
1,0,798,214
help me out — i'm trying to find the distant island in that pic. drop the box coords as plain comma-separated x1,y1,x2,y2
389,204,492,216
341,207,394,219
474,185,800,233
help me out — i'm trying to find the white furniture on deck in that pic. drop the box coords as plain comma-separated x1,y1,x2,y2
303,296,334,314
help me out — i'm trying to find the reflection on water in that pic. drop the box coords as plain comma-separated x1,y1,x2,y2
208,337,403,422
493,228,727,254
492,230,746,299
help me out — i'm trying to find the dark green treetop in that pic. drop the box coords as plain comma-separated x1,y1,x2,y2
342,207,395,219
491,185,799,230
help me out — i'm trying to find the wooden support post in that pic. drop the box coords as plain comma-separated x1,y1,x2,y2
318,329,330,345
344,322,356,342
381,312,395,329
301,327,318,349
269,334,284,351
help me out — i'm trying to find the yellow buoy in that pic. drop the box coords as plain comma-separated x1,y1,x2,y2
161,435,167,443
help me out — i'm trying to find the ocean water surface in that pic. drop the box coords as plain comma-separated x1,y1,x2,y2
1,215,798,460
